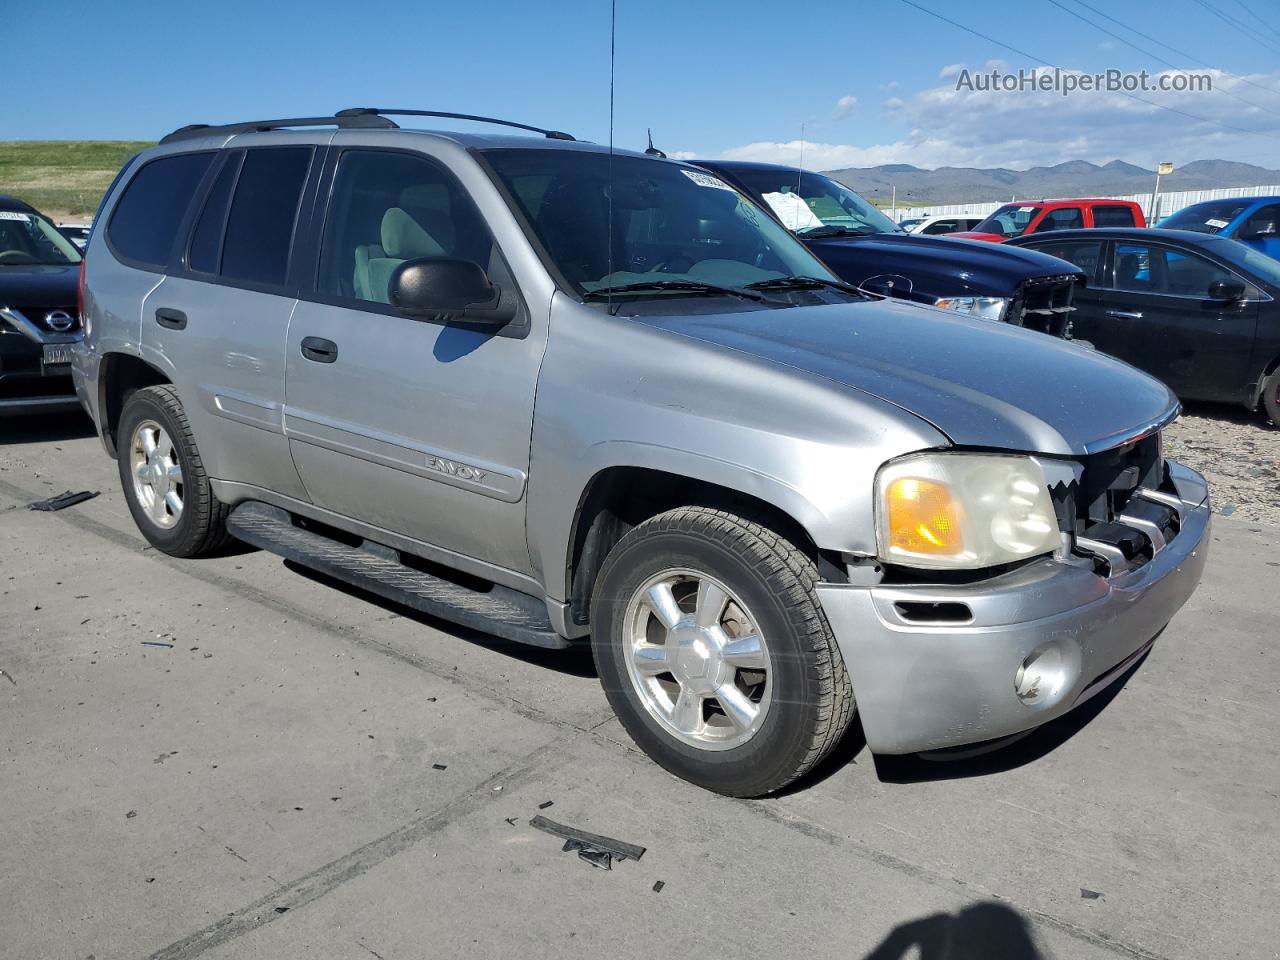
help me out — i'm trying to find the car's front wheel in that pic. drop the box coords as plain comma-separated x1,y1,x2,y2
117,384,231,557
591,506,855,797
1263,367,1280,426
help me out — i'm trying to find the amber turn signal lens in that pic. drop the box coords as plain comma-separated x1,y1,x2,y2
884,477,964,556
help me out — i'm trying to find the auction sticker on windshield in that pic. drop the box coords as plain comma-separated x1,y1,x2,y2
1206,218,1230,229
681,169,736,191
0,211,32,221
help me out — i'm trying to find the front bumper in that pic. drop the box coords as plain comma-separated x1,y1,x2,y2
1,308,83,417
816,461,1210,755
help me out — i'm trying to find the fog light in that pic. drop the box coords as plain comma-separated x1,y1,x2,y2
1015,645,1068,705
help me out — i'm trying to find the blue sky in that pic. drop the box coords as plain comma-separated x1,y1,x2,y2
8,0,1280,170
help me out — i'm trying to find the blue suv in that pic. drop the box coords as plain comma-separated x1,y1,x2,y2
1159,196,1280,261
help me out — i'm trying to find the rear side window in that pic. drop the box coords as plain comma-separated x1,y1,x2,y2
220,147,312,287
1093,205,1136,228
107,152,214,267
188,152,242,274
1034,239,1104,282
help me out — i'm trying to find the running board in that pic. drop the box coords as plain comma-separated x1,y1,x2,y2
226,501,568,649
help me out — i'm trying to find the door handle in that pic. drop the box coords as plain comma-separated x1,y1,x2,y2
300,336,339,363
1104,309,1143,320
155,308,187,330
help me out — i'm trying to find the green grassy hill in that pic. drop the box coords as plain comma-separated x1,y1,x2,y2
0,141,152,218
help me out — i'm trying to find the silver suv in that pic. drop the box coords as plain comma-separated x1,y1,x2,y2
73,110,1210,796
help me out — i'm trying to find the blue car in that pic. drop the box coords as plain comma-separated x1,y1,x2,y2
1159,196,1280,261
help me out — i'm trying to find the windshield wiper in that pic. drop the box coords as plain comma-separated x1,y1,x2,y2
795,225,884,239
582,279,770,303
745,275,866,296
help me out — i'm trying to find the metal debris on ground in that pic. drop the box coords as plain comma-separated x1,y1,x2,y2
1080,888,1103,900
529,814,646,870
26,490,99,512
141,641,174,648
0,668,15,686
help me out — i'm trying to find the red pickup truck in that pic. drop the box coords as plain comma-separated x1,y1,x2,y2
951,198,1146,242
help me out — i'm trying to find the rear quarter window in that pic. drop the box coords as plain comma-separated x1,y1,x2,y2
106,152,214,268
1093,205,1136,228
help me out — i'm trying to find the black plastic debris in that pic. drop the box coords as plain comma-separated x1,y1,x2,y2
432,763,447,771
0,668,15,686
274,906,289,914
1080,888,1102,900
27,490,99,512
652,880,665,893
573,846,613,870
538,800,554,810
530,814,646,870
141,641,174,648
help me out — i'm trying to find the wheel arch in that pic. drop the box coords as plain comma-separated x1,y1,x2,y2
559,462,847,631
97,352,171,458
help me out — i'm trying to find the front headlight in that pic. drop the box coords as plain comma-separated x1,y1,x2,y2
932,295,1010,322
875,453,1060,569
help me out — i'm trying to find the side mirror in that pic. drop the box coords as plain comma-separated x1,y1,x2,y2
389,258,517,325
1207,279,1247,302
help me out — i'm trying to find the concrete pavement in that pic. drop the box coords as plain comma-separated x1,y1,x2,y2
1,413,1277,960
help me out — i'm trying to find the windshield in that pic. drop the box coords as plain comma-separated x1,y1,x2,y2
0,210,82,266
484,150,839,298
1158,200,1252,235
972,204,1042,238
726,168,901,237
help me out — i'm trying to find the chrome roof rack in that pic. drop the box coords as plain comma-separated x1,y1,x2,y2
159,113,398,145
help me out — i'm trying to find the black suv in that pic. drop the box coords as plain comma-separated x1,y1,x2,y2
693,161,1085,337
0,195,84,416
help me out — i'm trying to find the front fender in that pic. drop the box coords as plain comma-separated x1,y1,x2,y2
526,300,949,602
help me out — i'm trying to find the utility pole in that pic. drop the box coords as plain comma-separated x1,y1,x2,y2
1150,162,1174,222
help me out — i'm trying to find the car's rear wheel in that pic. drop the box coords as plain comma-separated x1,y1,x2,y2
1263,367,1280,426
591,506,855,797
117,384,231,557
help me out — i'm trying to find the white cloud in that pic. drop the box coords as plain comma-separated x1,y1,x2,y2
668,150,699,160
938,63,964,78
718,66,1280,172
832,94,858,120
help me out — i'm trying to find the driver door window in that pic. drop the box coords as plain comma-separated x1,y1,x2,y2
317,150,494,306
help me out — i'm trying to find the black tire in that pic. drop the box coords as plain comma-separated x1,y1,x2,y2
1263,368,1280,427
590,506,855,797
117,384,231,557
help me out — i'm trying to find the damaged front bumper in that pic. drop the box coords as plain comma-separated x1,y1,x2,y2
816,461,1210,755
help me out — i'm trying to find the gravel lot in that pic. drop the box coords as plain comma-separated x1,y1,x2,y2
1163,403,1280,526
1,412,1278,960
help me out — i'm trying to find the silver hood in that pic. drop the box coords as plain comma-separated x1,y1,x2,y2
636,299,1179,456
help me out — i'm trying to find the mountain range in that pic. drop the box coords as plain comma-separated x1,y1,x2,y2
821,159,1280,206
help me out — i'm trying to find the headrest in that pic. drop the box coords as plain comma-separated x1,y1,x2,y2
380,207,445,259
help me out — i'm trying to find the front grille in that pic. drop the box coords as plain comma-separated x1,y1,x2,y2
1050,432,1182,575
1,305,82,335
1008,275,1077,338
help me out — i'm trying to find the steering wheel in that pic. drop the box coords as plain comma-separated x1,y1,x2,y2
648,254,695,274
0,250,38,264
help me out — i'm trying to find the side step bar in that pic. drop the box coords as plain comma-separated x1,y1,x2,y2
226,501,568,649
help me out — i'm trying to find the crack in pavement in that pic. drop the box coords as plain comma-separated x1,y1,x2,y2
145,735,571,960
2,473,1175,960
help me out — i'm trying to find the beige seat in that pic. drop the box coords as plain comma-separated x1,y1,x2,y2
353,207,446,303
